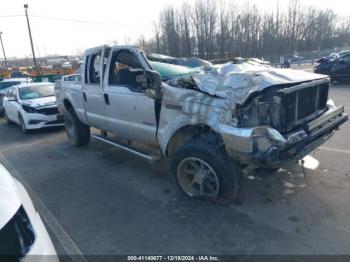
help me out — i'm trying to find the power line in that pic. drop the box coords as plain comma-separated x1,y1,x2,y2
0,14,122,26
0,14,24,17
30,15,122,26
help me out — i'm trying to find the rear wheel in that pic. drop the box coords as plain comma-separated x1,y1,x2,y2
171,135,241,203
64,109,90,146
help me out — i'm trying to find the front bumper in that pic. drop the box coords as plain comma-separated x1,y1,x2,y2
23,112,64,129
220,105,348,166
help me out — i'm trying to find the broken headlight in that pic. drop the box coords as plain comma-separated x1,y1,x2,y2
22,105,37,113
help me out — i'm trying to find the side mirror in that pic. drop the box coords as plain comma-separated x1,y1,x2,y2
136,70,162,98
145,70,162,90
7,97,15,102
136,70,162,89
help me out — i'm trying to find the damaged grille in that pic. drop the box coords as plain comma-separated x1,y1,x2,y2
37,107,59,115
276,80,329,132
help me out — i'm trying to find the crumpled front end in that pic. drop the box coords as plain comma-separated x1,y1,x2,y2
220,103,348,166
161,60,347,166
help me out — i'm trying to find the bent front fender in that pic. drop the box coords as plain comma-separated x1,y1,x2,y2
219,124,286,157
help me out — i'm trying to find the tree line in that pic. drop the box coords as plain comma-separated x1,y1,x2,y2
138,0,350,61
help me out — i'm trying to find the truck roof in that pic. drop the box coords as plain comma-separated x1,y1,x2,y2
84,45,139,54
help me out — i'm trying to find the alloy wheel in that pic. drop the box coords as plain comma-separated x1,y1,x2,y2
177,157,220,198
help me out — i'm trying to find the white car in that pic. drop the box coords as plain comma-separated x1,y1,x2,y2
0,78,31,115
0,162,58,260
3,83,64,133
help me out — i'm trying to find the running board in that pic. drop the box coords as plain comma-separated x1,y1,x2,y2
91,135,161,163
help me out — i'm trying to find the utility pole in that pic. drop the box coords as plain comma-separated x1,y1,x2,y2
24,4,38,74
0,32,8,70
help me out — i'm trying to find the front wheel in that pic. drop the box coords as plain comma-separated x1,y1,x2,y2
64,109,90,146
19,115,29,134
171,136,241,203
4,110,11,125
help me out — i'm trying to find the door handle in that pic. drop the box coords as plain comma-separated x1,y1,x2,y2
104,94,110,105
82,92,87,102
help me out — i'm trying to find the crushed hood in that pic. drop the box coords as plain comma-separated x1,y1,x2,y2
169,62,328,104
21,96,57,108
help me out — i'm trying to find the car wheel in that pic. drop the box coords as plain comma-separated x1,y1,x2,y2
64,109,90,146
171,135,241,203
19,115,29,134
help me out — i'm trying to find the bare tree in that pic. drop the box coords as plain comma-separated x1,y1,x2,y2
142,0,350,61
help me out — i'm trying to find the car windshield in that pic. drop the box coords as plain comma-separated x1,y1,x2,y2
0,81,21,90
18,85,54,100
149,61,200,80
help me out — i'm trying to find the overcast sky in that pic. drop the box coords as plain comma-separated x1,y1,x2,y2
0,0,349,58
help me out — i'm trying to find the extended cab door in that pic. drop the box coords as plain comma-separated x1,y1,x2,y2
82,47,109,129
103,48,158,146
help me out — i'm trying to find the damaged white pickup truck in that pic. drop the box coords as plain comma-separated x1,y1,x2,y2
55,45,348,202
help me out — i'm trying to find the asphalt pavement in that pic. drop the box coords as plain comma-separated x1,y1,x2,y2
0,83,350,257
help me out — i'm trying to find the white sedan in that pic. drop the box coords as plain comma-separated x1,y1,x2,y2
0,78,31,115
0,162,58,260
2,83,64,133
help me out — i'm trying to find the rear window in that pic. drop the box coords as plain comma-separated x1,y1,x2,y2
68,75,81,82
19,85,54,100
0,82,21,90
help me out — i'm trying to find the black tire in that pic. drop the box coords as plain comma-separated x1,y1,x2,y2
64,109,90,146
19,115,29,134
171,135,241,203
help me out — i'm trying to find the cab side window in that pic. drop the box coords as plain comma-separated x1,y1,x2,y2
68,75,81,82
108,50,144,92
85,53,101,84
